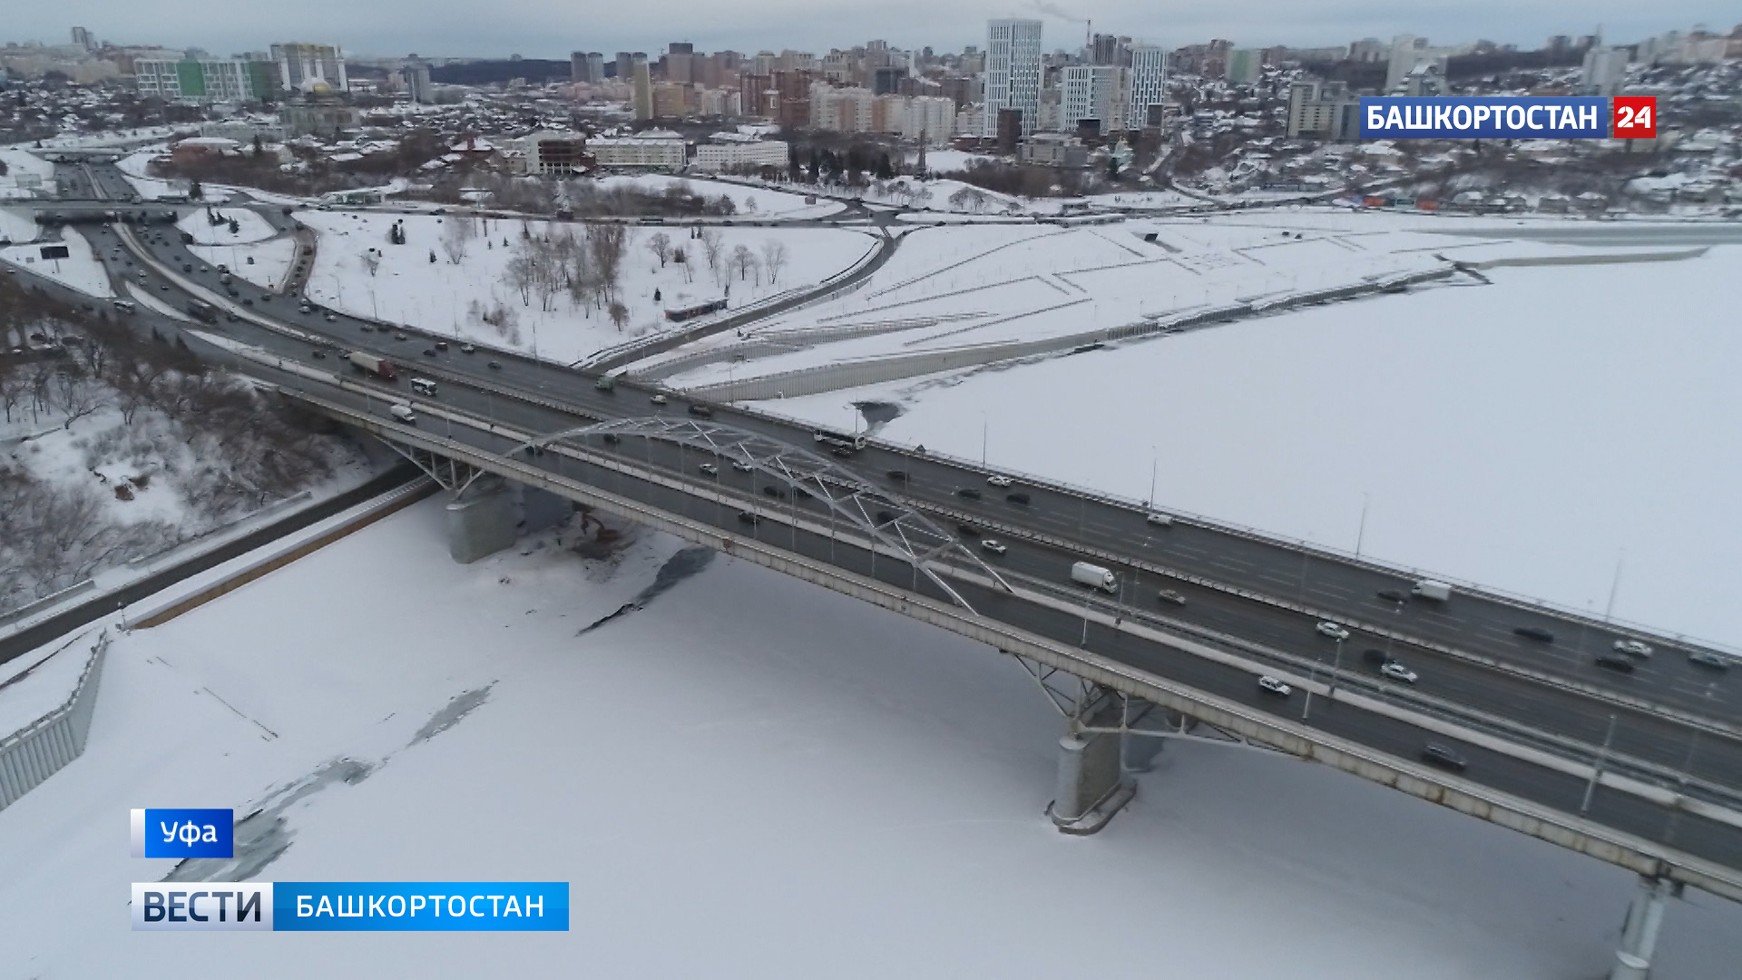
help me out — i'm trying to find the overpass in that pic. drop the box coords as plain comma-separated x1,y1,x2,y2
9,160,1739,976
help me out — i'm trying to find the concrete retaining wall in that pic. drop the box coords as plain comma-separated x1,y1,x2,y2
0,630,109,810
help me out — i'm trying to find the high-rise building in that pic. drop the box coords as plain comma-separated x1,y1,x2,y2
1286,78,1359,139
136,58,275,102
71,27,94,51
870,66,904,95
1061,65,1126,134
570,51,606,83
667,42,694,84
1225,49,1261,85
270,42,347,94
614,51,635,80
632,58,653,119
1126,45,1167,131
1580,46,1629,95
402,56,433,104
983,18,1042,138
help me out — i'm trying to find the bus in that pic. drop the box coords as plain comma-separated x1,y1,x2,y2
813,428,866,453
664,298,728,322
410,378,438,396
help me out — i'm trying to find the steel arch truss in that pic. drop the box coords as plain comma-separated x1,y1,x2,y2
381,441,489,494
511,416,1014,614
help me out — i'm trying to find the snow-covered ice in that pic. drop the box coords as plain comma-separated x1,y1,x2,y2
1,499,1737,977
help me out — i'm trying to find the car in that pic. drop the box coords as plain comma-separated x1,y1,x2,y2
1145,512,1174,527
601,433,621,445
1421,743,1468,772
460,344,476,354
434,341,448,351
311,350,326,359
762,486,785,499
1005,491,1031,506
394,333,408,341
487,361,502,370
324,313,337,322
1157,589,1187,606
687,404,714,418
1688,652,1731,672
241,298,252,305
1612,639,1654,658
224,312,239,322
830,447,853,458
1594,654,1636,674
886,470,908,482
1315,621,1350,641
986,474,1013,487
1513,626,1556,643
360,324,373,332
158,284,169,291
422,348,436,357
736,511,761,526
956,487,982,500
698,463,719,477
980,539,1007,555
650,394,668,405
1375,589,1408,603
1380,661,1418,684
730,459,753,473
1257,675,1292,697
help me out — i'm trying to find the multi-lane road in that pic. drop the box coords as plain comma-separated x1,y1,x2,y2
11,162,1742,892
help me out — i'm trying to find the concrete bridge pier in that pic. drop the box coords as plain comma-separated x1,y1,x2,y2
1608,877,1677,980
445,475,518,563
1048,700,1136,834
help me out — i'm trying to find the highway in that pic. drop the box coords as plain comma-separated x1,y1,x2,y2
11,160,1741,890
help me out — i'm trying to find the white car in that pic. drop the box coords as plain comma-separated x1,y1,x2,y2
979,539,1007,555
1613,639,1653,658
698,463,718,477
650,393,668,405
1157,589,1187,606
1381,661,1419,684
729,459,754,473
460,343,477,353
1315,621,1351,641
986,474,1013,488
1257,675,1292,697
1145,512,1174,527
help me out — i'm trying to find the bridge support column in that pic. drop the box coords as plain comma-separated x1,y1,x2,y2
1608,876,1676,980
1047,701,1136,834
445,476,517,563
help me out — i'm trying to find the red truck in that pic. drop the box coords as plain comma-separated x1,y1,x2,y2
346,351,397,380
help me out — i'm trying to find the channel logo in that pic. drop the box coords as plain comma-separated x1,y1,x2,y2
130,808,234,860
1360,96,1657,140
131,882,570,932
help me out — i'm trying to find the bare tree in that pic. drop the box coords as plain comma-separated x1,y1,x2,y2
586,224,630,300
440,214,474,265
760,239,789,285
607,301,629,332
698,228,725,281
646,231,673,268
731,244,759,284
54,370,104,430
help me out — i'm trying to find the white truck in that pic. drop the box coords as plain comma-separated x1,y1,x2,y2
388,403,416,424
1411,579,1453,602
1071,561,1118,594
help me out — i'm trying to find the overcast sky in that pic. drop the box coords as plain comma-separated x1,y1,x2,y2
9,1,1737,60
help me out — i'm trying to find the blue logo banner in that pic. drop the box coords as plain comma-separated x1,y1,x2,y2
273,881,571,931
131,808,234,859
1360,97,1610,139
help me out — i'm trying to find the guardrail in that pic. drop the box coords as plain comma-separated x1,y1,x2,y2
0,630,109,810
0,580,97,634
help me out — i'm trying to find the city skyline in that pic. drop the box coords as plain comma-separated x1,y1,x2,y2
6,1,1739,61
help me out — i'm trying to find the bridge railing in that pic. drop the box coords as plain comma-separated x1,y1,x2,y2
0,630,110,810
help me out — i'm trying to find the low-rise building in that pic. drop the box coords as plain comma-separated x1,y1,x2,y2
1018,132,1088,168
693,137,788,172
518,130,588,175
587,134,686,170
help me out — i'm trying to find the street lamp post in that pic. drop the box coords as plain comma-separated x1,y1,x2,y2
1355,492,1370,558
1580,714,1618,814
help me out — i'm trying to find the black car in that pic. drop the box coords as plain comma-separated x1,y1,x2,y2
487,361,502,370
311,350,326,359
956,488,982,500
1594,654,1636,674
601,433,621,445
886,470,908,482
1513,626,1556,643
422,348,436,357
1376,589,1408,603
1005,491,1031,506
434,341,448,351
1421,744,1468,772
737,511,761,526
688,404,714,418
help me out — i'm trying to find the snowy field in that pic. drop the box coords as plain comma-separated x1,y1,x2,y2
769,245,1742,649
2,499,1738,977
187,237,297,291
116,148,230,202
177,208,278,245
0,227,114,297
0,207,43,243
595,174,846,219
296,210,877,363
658,219,1454,386
0,148,56,199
